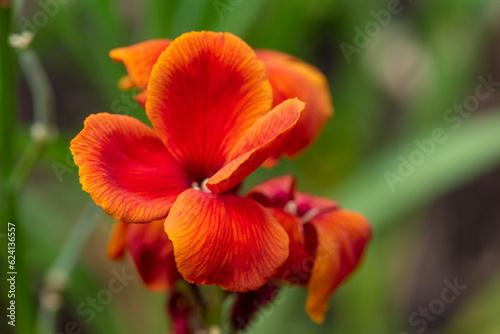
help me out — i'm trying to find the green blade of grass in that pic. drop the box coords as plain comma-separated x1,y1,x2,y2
332,110,500,229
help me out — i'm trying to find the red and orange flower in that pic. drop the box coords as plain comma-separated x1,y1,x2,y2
71,30,370,327
72,31,305,291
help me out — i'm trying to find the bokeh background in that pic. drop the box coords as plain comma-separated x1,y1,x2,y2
2,0,500,333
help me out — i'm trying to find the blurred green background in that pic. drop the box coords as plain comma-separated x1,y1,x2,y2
2,0,500,333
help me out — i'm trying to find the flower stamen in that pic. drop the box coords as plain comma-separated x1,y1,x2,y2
192,178,211,193
300,208,321,223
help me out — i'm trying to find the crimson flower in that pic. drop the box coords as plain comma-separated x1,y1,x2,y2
71,31,306,291
246,175,372,322
101,32,335,293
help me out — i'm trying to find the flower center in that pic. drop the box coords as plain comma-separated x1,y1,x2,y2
191,178,211,193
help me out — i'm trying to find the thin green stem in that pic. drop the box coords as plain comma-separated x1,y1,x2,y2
189,283,207,317
2,3,59,333
36,202,102,334
207,285,224,328
0,3,15,220
6,47,57,194
7,140,44,194
12,0,24,27
18,49,56,129
1,4,35,334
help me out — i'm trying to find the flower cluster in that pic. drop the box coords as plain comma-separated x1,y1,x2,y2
70,31,371,331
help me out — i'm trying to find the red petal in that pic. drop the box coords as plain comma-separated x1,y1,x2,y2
256,50,333,165
126,219,180,291
110,39,171,89
305,210,372,323
146,31,273,180
70,113,189,223
269,209,313,285
206,99,304,193
295,191,338,219
164,189,289,292
247,174,296,208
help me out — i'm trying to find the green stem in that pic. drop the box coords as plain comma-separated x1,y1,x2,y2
189,283,207,317
0,3,15,220
19,49,56,128
36,202,102,334
6,48,57,194
7,140,44,194
1,4,35,334
207,286,224,328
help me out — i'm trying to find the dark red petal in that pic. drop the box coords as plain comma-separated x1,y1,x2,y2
269,208,314,285
295,191,338,219
230,281,280,331
246,174,296,208
167,290,192,334
126,219,181,291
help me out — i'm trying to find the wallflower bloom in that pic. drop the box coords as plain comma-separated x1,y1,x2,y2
107,38,334,296
247,175,372,323
71,31,307,291
110,39,332,166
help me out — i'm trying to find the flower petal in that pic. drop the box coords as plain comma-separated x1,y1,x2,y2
256,50,333,166
110,39,171,89
70,113,190,223
269,208,313,285
247,174,296,208
165,189,289,292
304,210,372,323
107,220,129,260
295,191,338,219
126,219,180,291
167,290,193,334
134,90,148,108
230,281,280,331
146,31,273,180
206,99,304,193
